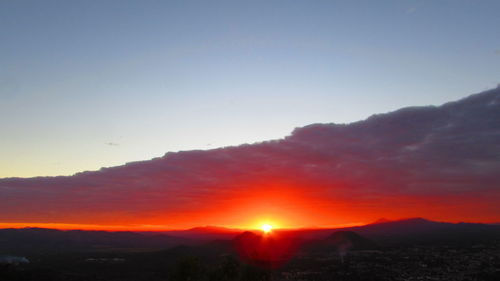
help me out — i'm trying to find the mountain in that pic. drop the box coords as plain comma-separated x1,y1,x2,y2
345,218,500,245
300,230,377,256
293,218,500,246
371,218,392,224
1,218,499,255
324,231,377,250
0,228,191,255
158,226,243,241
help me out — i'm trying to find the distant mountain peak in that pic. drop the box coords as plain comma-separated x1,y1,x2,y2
398,217,433,223
368,217,433,226
187,226,240,233
232,231,259,242
371,218,392,224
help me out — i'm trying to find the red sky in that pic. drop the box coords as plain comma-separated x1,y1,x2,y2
1,88,500,230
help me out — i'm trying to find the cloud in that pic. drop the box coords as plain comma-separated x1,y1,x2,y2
1,87,499,228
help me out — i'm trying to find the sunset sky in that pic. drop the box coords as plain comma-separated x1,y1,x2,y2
1,1,499,230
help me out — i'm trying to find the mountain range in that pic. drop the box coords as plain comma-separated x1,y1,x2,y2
2,218,499,256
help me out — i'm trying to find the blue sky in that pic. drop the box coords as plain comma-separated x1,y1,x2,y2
1,0,499,177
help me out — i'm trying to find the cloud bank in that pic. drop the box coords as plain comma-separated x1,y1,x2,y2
1,87,499,228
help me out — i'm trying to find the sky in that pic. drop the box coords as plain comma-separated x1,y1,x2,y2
1,88,499,230
1,0,499,178
0,1,499,230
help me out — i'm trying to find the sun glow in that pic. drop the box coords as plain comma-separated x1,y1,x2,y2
261,223,273,233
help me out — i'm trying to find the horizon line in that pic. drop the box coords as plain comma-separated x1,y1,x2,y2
1,218,497,232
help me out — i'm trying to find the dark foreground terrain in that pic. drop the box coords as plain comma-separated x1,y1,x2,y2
1,219,500,281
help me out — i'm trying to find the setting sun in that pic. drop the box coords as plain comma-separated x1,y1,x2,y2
261,224,273,233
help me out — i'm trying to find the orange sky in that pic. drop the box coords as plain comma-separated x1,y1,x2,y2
1,184,498,231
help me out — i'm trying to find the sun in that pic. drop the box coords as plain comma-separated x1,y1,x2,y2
261,224,273,233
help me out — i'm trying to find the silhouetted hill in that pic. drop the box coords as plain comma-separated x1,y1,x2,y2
347,218,500,245
302,230,376,255
281,218,500,247
157,226,242,241
2,218,499,256
299,218,500,246
232,231,260,244
325,231,377,250
371,218,392,224
0,228,190,255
